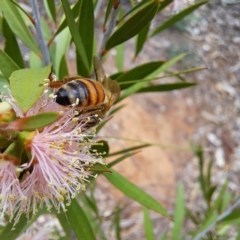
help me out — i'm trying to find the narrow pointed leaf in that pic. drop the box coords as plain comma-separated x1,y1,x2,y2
151,0,207,37
143,207,155,240
0,50,20,80
61,0,89,72
55,27,71,77
109,72,123,80
113,206,121,240
108,151,139,167
104,169,169,216
108,144,151,157
2,16,24,68
41,18,52,41
106,1,159,50
76,0,94,76
171,183,185,240
103,0,113,30
220,208,240,225
90,140,109,156
66,198,96,240
29,51,44,69
137,82,197,93
193,213,218,239
49,0,81,43
116,43,124,72
0,0,40,55
120,0,149,22
0,214,28,240
135,23,150,58
116,61,165,90
89,162,111,173
10,65,52,113
157,0,173,12
44,0,56,22
57,213,72,239
116,61,165,82
119,53,187,100
9,112,60,131
59,55,69,79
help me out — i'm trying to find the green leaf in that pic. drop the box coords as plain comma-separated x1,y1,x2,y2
80,195,108,240
171,183,185,240
220,208,240,225
61,0,89,72
106,1,159,50
55,27,71,77
208,180,228,217
108,151,139,168
41,17,52,41
151,0,207,37
137,82,197,93
29,51,44,69
135,23,150,58
109,72,124,80
49,0,81,44
9,112,60,131
2,16,24,68
66,198,96,240
0,0,40,55
57,213,72,239
219,193,232,212
118,53,187,100
193,213,218,239
104,169,169,216
90,140,109,156
237,225,240,240
103,0,113,30
119,0,149,22
58,55,69,79
9,65,51,113
116,61,165,90
44,0,56,22
146,53,187,79
0,50,20,80
157,0,173,12
113,206,121,240
0,214,28,240
76,0,94,77
116,43,124,72
143,207,155,240
0,75,10,94
89,162,111,173
108,143,151,157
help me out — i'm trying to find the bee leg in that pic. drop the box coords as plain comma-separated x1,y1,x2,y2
81,105,104,116
83,114,101,129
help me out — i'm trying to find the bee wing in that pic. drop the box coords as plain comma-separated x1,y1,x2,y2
94,57,106,85
109,79,121,105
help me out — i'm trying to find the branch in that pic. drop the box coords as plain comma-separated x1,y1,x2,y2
193,197,240,240
30,0,51,65
98,0,121,59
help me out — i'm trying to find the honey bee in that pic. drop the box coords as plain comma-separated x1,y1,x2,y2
47,57,120,125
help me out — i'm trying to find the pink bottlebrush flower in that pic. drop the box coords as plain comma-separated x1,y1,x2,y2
0,84,103,227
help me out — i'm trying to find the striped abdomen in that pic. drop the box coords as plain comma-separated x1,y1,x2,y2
56,79,105,107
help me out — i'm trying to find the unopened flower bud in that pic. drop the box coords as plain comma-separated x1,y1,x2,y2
0,102,16,122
